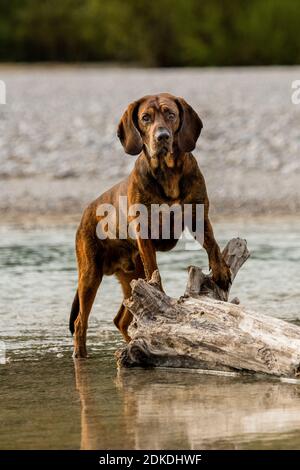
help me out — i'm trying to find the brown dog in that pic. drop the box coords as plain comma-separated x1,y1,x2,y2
70,93,231,358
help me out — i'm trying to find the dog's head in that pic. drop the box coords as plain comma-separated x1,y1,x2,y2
117,93,202,168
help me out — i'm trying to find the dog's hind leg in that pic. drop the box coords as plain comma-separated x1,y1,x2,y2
113,303,131,342
114,255,145,342
73,232,103,358
69,290,79,335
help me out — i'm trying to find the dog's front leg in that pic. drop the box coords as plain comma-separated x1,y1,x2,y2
136,237,163,290
203,215,231,291
189,200,230,290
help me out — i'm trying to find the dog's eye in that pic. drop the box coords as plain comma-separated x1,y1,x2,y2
142,114,151,123
168,113,176,120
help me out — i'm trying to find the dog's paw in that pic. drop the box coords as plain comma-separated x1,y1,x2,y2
72,347,88,359
156,280,165,293
212,263,232,291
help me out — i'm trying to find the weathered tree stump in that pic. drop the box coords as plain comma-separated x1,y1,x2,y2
116,238,300,379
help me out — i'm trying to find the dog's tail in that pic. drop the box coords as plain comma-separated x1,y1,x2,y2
69,290,79,335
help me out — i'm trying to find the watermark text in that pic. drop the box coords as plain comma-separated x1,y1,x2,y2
96,197,204,250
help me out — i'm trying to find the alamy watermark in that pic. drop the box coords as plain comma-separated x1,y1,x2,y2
0,341,6,365
291,80,300,105
96,197,204,250
0,80,6,105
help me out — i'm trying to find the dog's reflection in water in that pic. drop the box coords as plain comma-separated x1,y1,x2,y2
74,360,300,450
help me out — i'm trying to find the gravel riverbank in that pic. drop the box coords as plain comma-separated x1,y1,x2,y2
0,66,299,223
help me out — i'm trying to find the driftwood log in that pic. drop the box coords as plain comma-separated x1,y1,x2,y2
116,238,300,379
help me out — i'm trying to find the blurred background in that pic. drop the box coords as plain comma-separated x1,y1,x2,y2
1,0,300,66
0,0,300,222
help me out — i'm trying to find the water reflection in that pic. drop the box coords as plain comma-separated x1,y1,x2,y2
1,220,300,449
74,360,300,450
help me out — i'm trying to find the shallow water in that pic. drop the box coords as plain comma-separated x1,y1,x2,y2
0,219,300,449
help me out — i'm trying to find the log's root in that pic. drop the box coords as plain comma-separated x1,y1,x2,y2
116,340,156,368
185,237,250,301
116,238,300,379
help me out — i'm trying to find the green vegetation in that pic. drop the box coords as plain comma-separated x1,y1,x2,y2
0,0,299,65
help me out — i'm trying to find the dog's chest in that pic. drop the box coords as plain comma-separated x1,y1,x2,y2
162,172,181,199
152,166,182,200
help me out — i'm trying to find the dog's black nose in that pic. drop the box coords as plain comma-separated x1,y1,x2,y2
155,128,170,142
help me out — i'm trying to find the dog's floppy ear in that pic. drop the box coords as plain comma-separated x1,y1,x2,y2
117,100,143,155
175,97,203,153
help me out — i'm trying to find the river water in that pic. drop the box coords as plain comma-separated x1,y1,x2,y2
1,218,300,449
